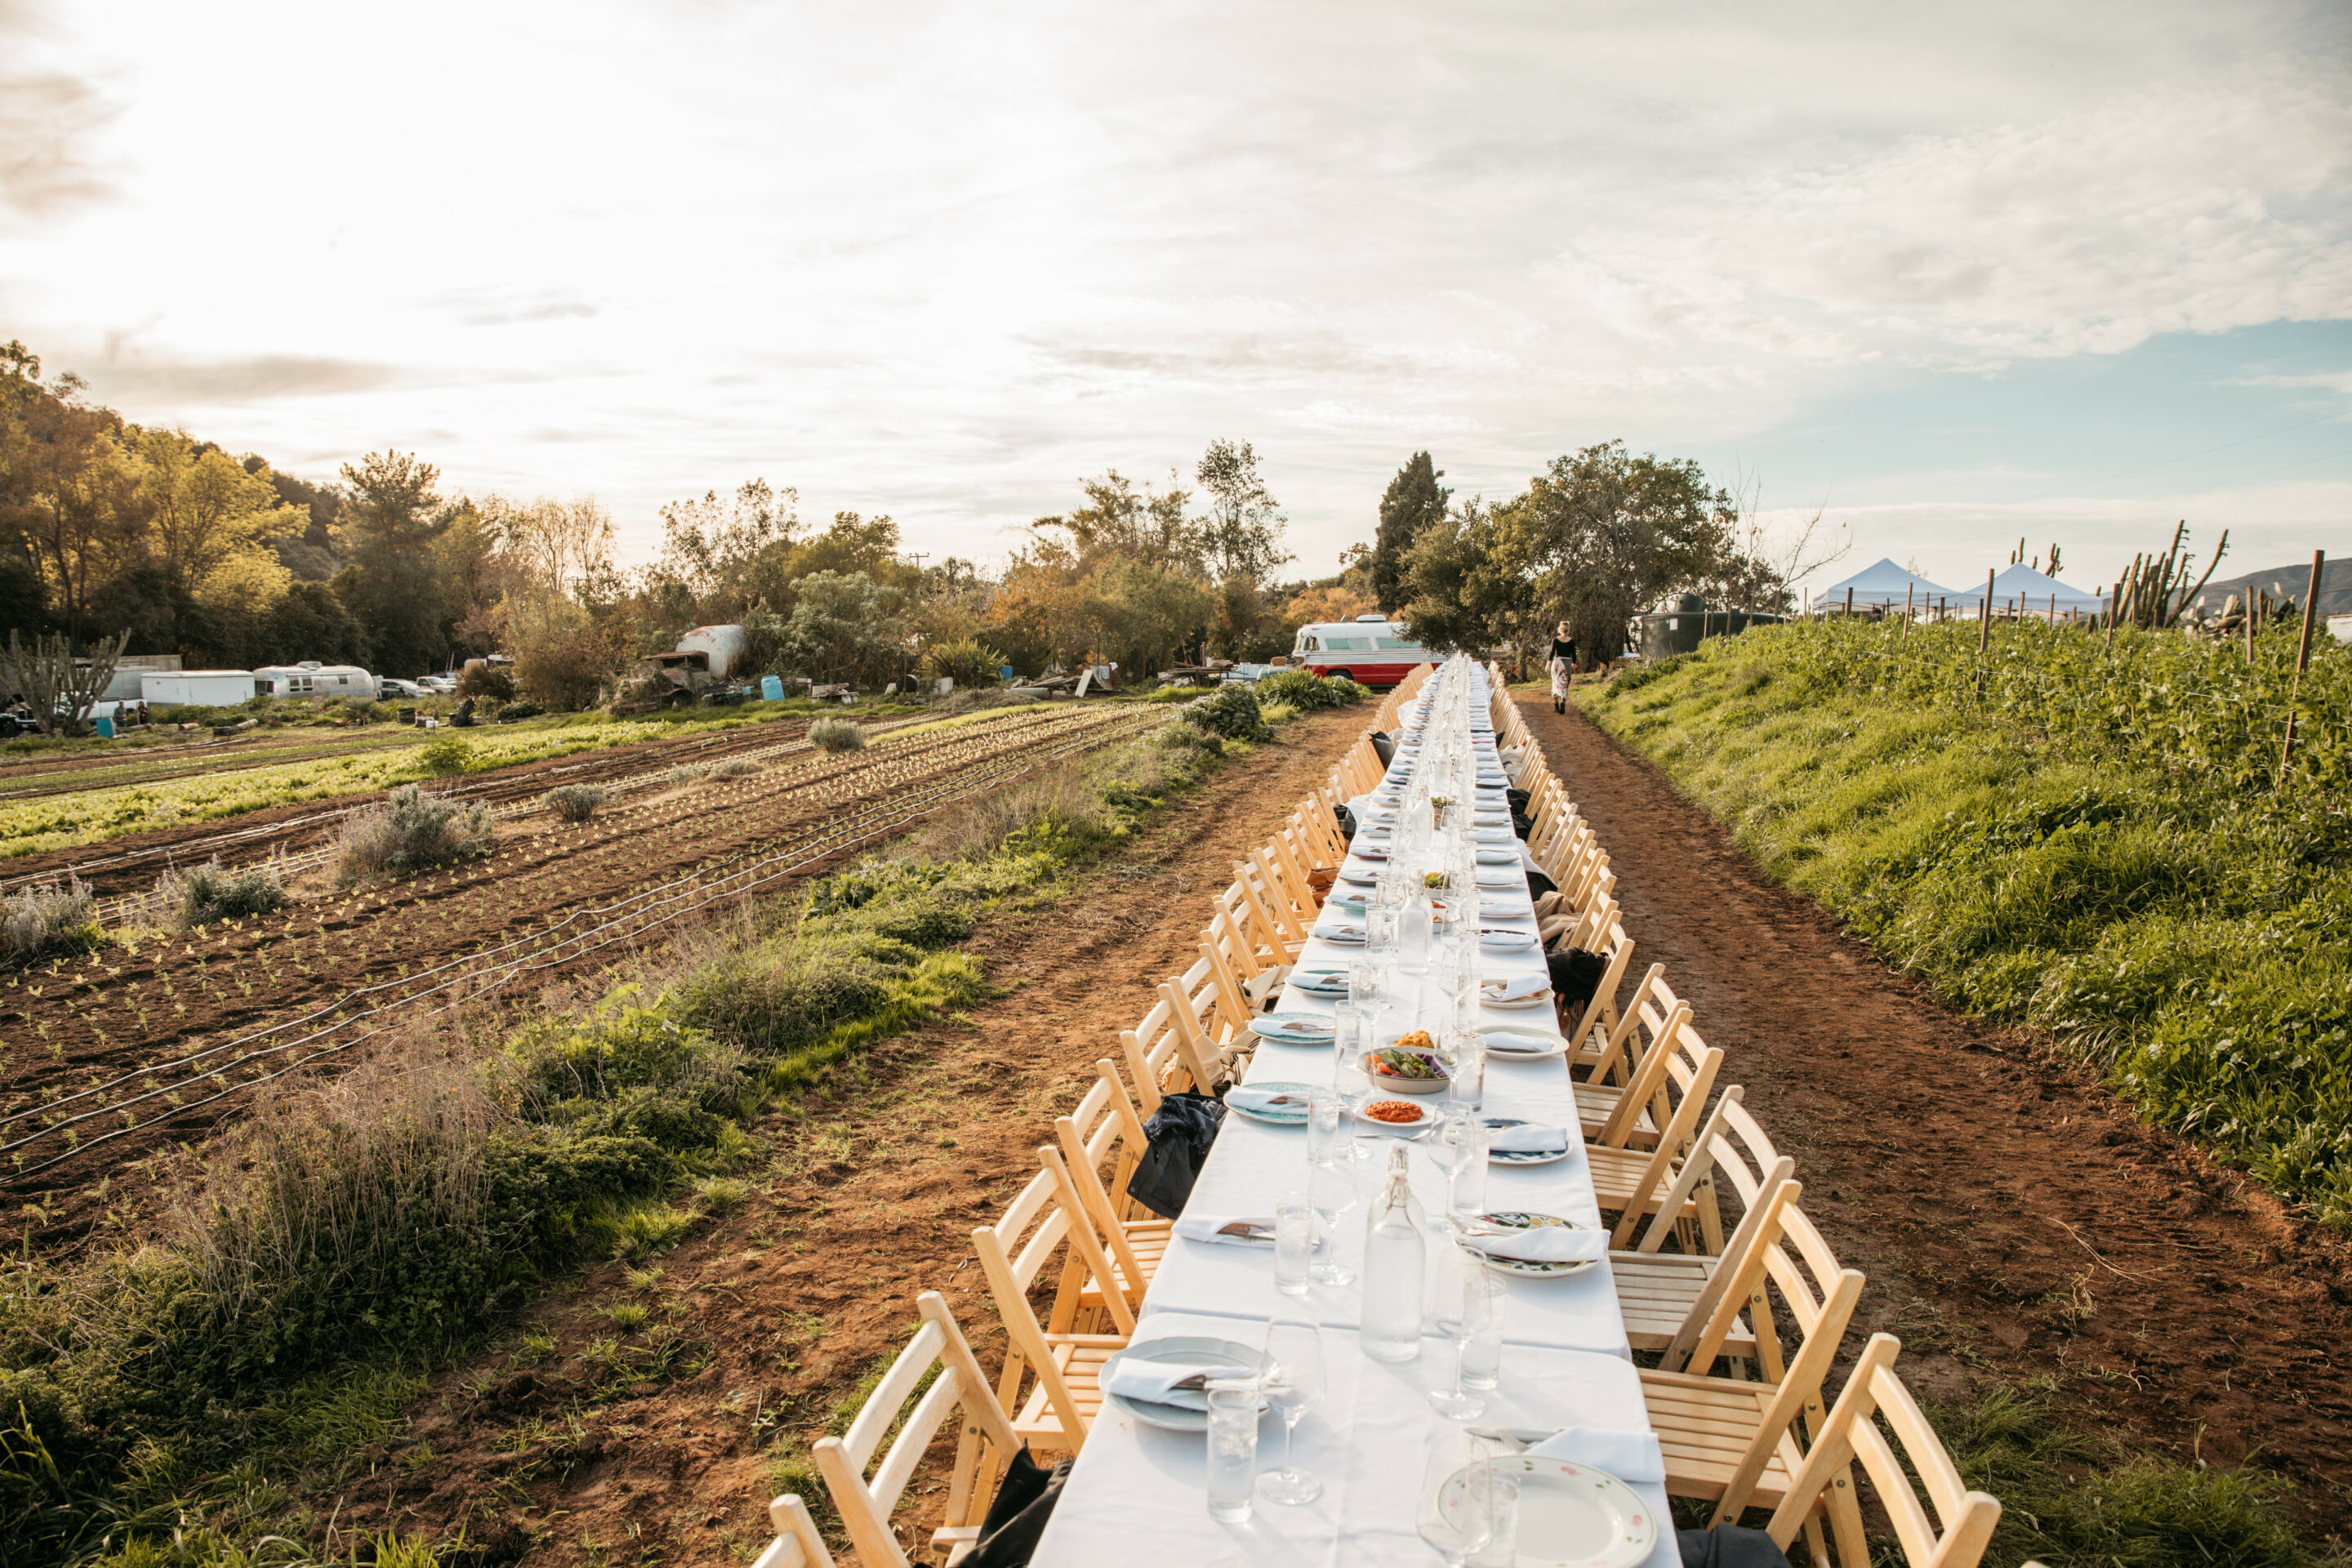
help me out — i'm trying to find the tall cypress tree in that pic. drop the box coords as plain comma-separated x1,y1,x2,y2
1372,452,1449,612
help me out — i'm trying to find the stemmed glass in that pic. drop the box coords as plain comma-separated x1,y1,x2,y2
1428,1258,1507,1418
1257,1317,1325,1505
1417,1427,1508,1568
1423,1107,1479,1233
1307,1155,1361,1285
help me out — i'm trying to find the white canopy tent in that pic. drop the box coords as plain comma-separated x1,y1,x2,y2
1809,558,1961,611
1988,564,2108,620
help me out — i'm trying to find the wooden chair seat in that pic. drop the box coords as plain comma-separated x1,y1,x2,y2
1077,1220,1172,1308
1639,1365,1807,1507
1572,1080,1658,1144
1009,1335,1125,1446
1609,1251,1759,1361
1587,1144,1703,1223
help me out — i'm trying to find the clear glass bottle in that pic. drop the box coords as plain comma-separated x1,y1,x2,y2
1359,1143,1427,1363
1399,890,1433,975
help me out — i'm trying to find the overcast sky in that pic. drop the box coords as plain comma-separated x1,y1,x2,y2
4,0,2349,595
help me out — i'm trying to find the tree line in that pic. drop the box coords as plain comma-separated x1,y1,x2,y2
2,336,1815,705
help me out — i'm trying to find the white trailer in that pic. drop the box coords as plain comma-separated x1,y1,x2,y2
143,670,258,706
254,662,375,698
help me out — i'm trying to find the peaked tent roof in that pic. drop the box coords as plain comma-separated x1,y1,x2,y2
1811,558,1961,607
1989,563,2106,611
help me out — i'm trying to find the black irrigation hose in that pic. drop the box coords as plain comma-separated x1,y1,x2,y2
5,708,1169,1179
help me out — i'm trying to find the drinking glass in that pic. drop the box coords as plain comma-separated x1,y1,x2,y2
1423,1108,1477,1232
1258,1318,1325,1505
1445,1024,1486,1114
1459,1273,1507,1392
1416,1428,1502,1567
1348,958,1385,1009
1428,1254,1501,1418
1331,1016,1372,1111
1306,1087,1348,1168
1274,1194,1312,1295
1308,1156,1361,1285
1449,1125,1490,1230
1205,1379,1260,1523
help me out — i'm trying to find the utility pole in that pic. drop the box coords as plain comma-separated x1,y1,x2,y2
2279,550,2326,785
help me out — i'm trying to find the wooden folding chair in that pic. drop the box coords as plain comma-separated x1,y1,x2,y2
971,1158,1135,1454
1579,975,1690,1144
1586,1019,1725,1245
1234,861,1307,959
1054,1060,1174,1314
1162,966,1246,1090
749,1495,829,1568
1563,919,1636,1062
794,1291,1027,1568
1121,987,1196,1099
1641,1204,1866,1527
1766,1335,2002,1568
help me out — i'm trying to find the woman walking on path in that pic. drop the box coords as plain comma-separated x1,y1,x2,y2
1547,621,1577,714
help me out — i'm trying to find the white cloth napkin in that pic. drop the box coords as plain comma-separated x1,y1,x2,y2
1463,1224,1606,1264
1526,1425,1668,1485
1481,1030,1560,1054
1102,1356,1254,1411
1486,1124,1570,1154
1226,1085,1312,1113
1174,1213,1278,1245
1482,973,1550,1002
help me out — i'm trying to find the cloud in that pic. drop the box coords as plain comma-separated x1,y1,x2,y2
0,0,122,220
82,351,404,404
433,287,601,327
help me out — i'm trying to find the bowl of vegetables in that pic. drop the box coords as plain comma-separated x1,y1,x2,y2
1365,1032,1451,1095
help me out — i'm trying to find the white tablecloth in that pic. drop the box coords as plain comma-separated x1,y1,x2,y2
1032,669,1669,1568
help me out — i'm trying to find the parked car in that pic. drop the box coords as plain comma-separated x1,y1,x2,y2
377,677,425,702
1220,663,1277,684
417,674,458,694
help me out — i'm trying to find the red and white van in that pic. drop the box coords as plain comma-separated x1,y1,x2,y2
1292,615,1432,688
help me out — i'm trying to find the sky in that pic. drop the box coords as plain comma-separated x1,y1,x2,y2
3,0,2349,597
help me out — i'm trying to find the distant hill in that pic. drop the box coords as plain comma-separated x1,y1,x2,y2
2181,556,2352,619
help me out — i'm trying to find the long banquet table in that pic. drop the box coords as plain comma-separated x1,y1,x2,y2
1031,666,1674,1568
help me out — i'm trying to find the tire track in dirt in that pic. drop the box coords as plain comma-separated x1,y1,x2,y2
1518,695,2352,1530
328,710,1369,1568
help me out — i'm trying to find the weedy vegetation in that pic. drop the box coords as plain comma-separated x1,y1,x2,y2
1,876,100,967
336,786,497,884
541,783,608,824
807,718,865,754
158,853,289,929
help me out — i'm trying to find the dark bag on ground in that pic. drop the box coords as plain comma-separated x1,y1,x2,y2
1334,804,1357,841
1127,1091,1227,1219
1547,947,1610,1012
967,1446,1074,1568
1676,1525,1793,1568
1371,730,1396,766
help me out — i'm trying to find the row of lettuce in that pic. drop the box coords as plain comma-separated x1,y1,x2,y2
0,675,1363,1567
1580,617,2352,1229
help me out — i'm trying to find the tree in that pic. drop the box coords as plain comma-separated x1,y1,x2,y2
1,628,127,734
1492,441,1748,667
1373,452,1448,611
334,451,451,675
1036,470,1202,577
652,479,800,621
1399,499,1533,658
131,430,307,604
782,571,907,684
1194,439,1291,585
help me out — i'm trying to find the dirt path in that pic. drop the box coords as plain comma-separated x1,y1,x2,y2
322,710,1367,1568
1518,696,2352,1530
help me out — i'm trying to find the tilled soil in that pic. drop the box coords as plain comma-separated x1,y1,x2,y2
1519,696,2352,1533
315,710,1367,1568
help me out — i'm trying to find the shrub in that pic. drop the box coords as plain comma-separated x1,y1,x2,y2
1255,669,1370,711
337,785,496,882
454,662,516,702
418,734,475,777
918,637,1008,688
710,755,764,778
1181,683,1272,743
543,783,608,823
161,853,287,928
1258,701,1299,724
808,718,865,753
0,876,98,966
501,701,546,721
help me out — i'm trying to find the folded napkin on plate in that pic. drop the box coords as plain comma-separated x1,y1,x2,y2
1463,1225,1606,1264
1102,1356,1255,1410
1226,1085,1315,1114
1482,1030,1561,1054
1526,1425,1668,1485
1487,1124,1570,1154
1481,973,1552,1002
1254,1014,1334,1039
1317,921,1368,941
1173,1213,1279,1245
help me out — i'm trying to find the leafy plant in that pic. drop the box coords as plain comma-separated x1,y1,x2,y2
1,876,99,966
336,784,496,883
1181,683,1272,743
1254,669,1370,711
918,637,1007,688
417,735,475,777
158,853,288,928
808,718,865,753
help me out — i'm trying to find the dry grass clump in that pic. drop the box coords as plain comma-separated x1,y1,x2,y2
159,852,288,928
710,755,765,778
337,784,496,883
808,718,865,753
1,875,99,966
542,782,608,822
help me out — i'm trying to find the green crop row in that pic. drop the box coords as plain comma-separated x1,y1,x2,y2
1583,617,2352,1228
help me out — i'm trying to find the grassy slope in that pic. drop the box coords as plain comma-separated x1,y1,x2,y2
1579,619,2352,1229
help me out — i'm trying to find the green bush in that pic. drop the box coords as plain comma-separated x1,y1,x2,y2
336,784,496,883
1255,670,1370,711
808,718,865,753
543,782,608,822
919,638,1008,688
1181,683,1273,743
416,734,474,777
160,854,287,928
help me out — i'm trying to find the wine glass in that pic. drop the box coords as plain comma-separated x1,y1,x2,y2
1258,1317,1325,1504
1417,1427,1501,1568
1428,1257,1503,1418
1423,1108,1477,1232
1308,1155,1361,1285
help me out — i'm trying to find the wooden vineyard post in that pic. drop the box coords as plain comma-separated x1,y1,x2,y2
2279,550,2326,786
1975,569,1994,699
1904,582,1914,640
1845,586,1855,619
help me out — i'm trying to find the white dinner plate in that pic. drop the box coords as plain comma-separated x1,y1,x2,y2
1480,1024,1567,1057
1441,1455,1657,1568
1354,1097,1439,1135
1226,1080,1321,1125
1470,1211,1600,1277
1480,928,1538,951
1480,988,1555,1011
1482,1117,1573,1166
1099,1336,1270,1432
1251,1013,1337,1046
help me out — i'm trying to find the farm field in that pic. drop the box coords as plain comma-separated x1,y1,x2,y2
0,701,1172,1255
